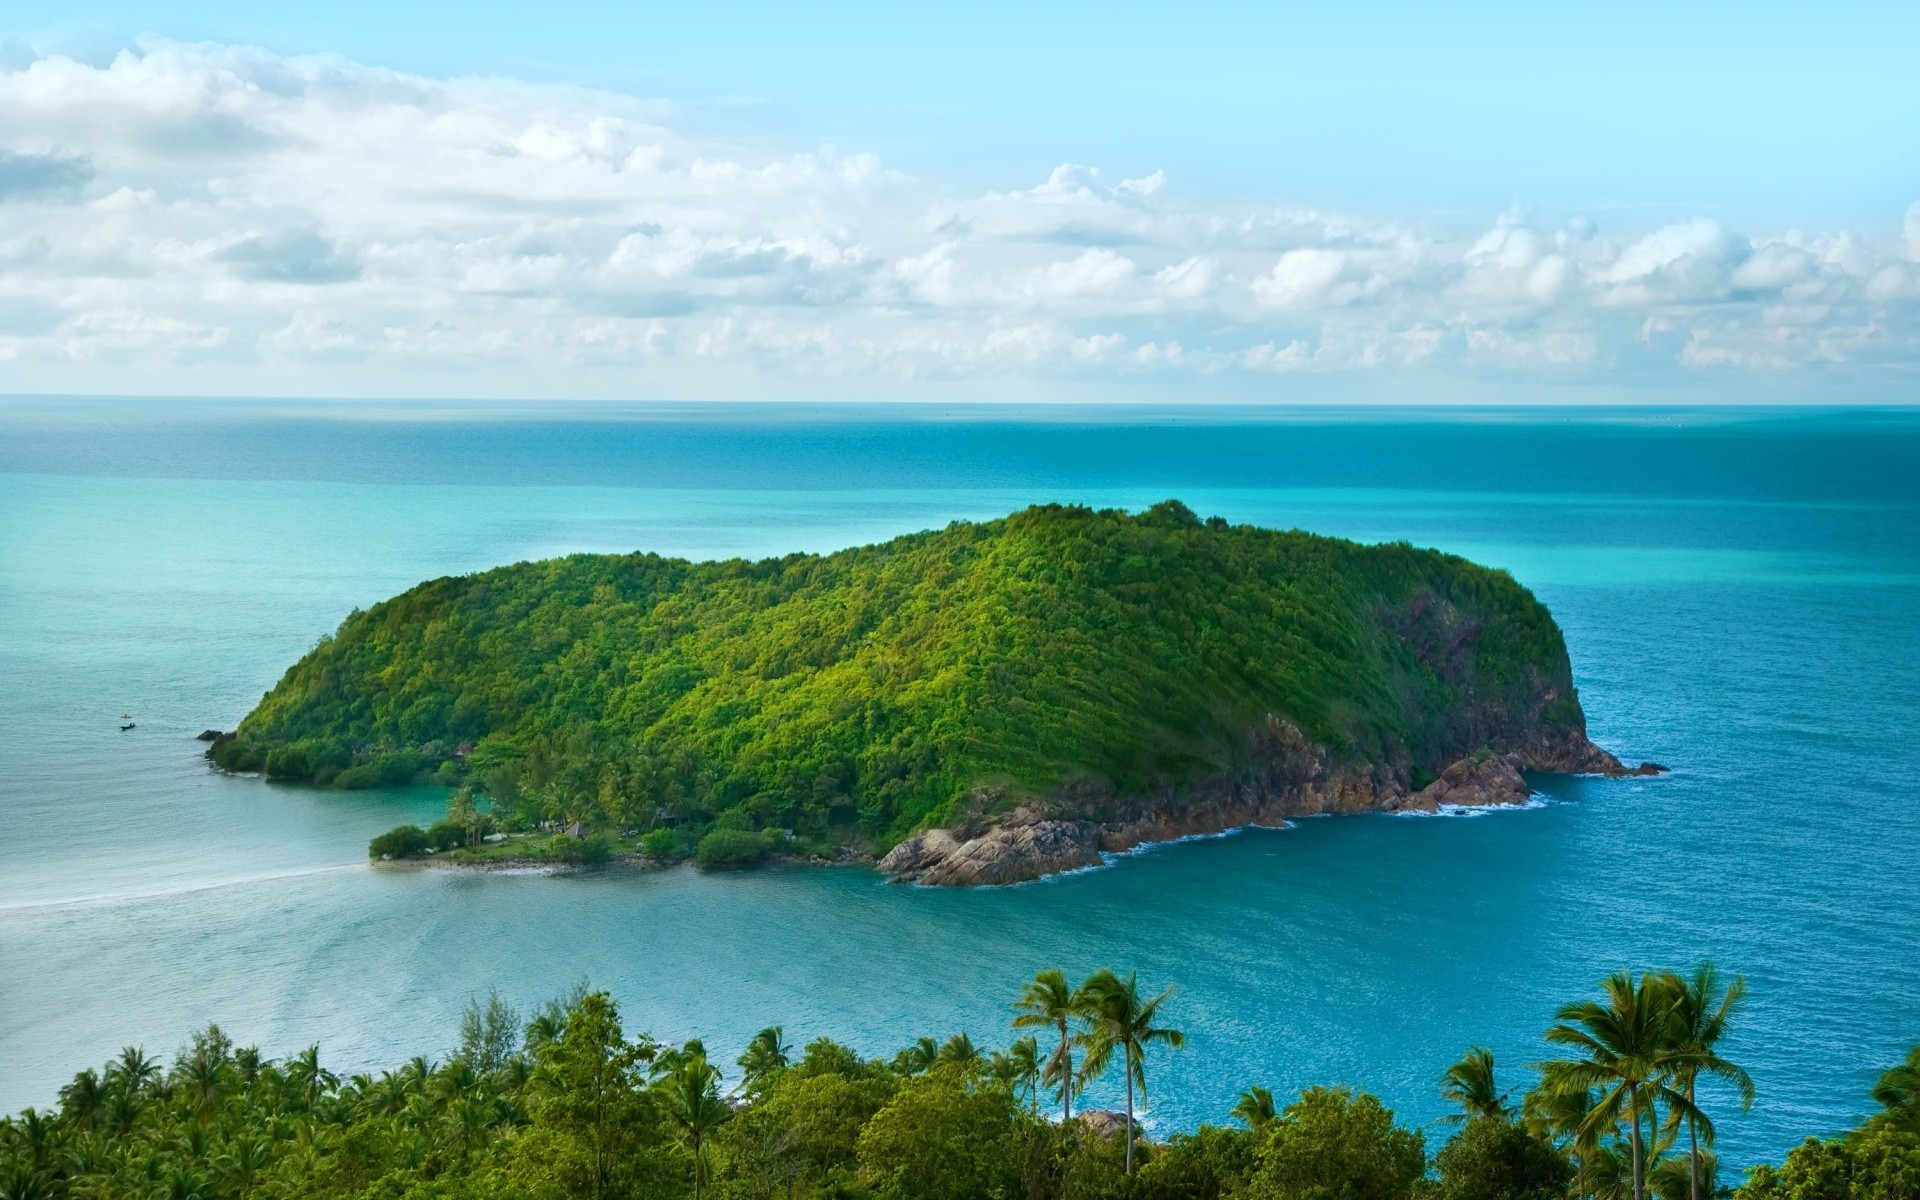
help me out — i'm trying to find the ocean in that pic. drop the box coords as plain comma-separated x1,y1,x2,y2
2,400,1916,1168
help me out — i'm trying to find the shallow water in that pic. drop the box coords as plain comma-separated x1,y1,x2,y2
2,402,1917,1167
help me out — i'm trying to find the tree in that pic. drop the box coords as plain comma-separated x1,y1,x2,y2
856,1069,1020,1200
286,1045,337,1110
522,991,657,1200
660,1045,730,1200
1002,1037,1042,1113
1013,968,1088,1122
938,1033,981,1069
1869,1046,1920,1135
1249,1086,1426,1200
1543,970,1697,1200
1235,1086,1278,1130
457,990,523,1074
1434,1116,1574,1200
1524,1061,1603,1200
1442,1047,1510,1123
736,1026,791,1098
891,1037,940,1077
1077,968,1186,1175
1658,963,1754,1200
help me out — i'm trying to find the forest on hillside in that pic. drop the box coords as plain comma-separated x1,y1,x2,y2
214,502,1581,854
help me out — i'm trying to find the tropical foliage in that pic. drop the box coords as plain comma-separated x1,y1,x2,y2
212,502,1585,853
5,964,1911,1200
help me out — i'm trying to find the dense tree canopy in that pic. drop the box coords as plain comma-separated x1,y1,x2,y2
214,501,1582,846
4,967,1915,1200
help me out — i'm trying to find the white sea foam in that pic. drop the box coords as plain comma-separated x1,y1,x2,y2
1387,793,1554,820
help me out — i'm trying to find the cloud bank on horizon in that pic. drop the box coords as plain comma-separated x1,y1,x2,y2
1,41,1917,401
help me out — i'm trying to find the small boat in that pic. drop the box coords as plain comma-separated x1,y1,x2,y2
120,713,135,731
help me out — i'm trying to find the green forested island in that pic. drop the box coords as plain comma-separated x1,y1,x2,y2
209,502,1649,880
4,964,1915,1200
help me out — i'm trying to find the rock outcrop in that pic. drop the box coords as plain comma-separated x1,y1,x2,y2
1076,1110,1133,1140
1393,753,1530,813
876,815,1104,886
879,716,1664,886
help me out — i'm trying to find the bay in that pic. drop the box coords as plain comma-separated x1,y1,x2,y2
2,401,1917,1167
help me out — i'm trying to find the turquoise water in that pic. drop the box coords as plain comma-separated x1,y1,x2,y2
2,402,1918,1168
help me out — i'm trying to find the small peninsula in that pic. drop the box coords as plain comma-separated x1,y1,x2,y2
209,501,1657,883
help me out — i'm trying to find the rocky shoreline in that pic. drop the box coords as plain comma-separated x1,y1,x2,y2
877,717,1663,887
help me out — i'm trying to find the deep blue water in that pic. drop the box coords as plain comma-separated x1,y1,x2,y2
2,400,1917,1169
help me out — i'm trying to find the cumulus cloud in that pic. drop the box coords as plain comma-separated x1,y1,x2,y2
0,40,1915,396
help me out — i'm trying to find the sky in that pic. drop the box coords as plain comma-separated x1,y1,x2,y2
0,1,1917,402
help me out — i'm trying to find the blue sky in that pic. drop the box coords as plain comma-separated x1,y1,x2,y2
0,1,1916,400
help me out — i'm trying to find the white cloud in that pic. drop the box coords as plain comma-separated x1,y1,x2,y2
0,41,1915,396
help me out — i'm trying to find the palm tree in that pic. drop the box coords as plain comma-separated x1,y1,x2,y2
1543,970,1697,1200
112,1047,160,1095
1231,1085,1276,1130
1012,968,1088,1121
1441,1046,1510,1122
661,1048,730,1200
215,1135,273,1198
1525,1062,1602,1200
939,1032,982,1069
1076,969,1185,1175
1005,1036,1042,1112
1869,1045,1920,1134
735,1026,790,1096
1658,964,1753,1200
890,1037,939,1076
286,1046,338,1111
58,1069,106,1132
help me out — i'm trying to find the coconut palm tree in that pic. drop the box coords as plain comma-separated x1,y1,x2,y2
939,1032,982,1069
1869,1045,1920,1134
890,1037,940,1076
1005,1036,1042,1112
58,1069,106,1132
216,1135,273,1198
286,1046,338,1111
735,1026,790,1097
660,1048,730,1200
1012,968,1088,1121
112,1047,160,1096
1441,1046,1510,1122
1657,963,1753,1200
1525,1062,1603,1200
1076,968,1185,1175
1231,1085,1276,1130
1543,970,1697,1200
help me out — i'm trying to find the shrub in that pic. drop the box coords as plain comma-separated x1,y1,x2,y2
641,828,685,860
369,825,430,860
551,832,612,866
696,828,769,870
426,821,466,852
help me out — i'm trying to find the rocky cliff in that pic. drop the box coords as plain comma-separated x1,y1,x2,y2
878,717,1662,886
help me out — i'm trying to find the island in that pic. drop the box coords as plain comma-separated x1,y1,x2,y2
207,501,1659,882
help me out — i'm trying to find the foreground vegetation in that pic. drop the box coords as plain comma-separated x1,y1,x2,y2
213,502,1586,855
5,963,1916,1200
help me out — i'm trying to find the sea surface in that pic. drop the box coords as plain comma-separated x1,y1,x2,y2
2,400,1917,1169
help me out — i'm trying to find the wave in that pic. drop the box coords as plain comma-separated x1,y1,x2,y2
0,862,366,917
1387,793,1554,820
